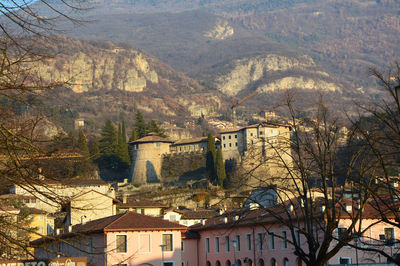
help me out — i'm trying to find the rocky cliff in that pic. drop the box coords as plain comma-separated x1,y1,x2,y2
203,53,342,96
30,36,226,127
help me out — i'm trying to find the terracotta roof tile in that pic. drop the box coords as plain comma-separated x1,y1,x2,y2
129,135,173,144
117,197,167,208
105,211,187,231
172,137,208,146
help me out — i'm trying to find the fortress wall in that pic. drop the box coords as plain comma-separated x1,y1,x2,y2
130,142,171,183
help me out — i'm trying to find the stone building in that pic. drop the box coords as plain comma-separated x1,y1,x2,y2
129,132,174,183
220,122,293,187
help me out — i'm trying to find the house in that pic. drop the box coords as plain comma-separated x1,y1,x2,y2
182,200,400,266
117,196,168,217
32,211,187,266
65,190,119,226
164,208,219,226
170,136,209,153
28,208,55,240
10,178,115,213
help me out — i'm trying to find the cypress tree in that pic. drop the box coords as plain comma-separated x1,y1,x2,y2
206,133,217,182
116,122,130,166
147,119,166,137
135,110,147,138
77,130,90,157
122,120,127,144
99,120,118,156
216,147,226,187
89,136,100,160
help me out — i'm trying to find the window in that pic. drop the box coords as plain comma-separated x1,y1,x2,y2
116,235,127,253
181,241,184,251
114,264,128,266
38,215,43,220
269,233,275,250
337,227,347,242
163,263,174,266
246,234,252,250
260,131,263,135
250,133,253,136
225,236,230,252
235,135,237,139
282,231,288,249
384,228,395,246
295,230,301,247
31,198,36,203
257,233,264,250
205,238,210,253
24,199,29,204
224,144,226,148
223,136,225,140
162,234,173,251
215,237,220,253
235,142,237,147
170,214,176,221
229,136,231,139
235,235,241,251
339,257,351,264
229,143,232,147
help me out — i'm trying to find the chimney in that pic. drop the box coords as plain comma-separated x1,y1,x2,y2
68,225,72,232
123,195,127,204
81,215,87,224
224,217,228,223
320,205,326,212
289,205,294,212
345,203,352,213
56,228,60,235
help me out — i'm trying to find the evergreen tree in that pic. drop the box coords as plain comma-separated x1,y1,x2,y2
88,136,100,160
128,128,138,161
216,147,226,187
77,130,90,157
121,120,127,144
147,119,166,137
135,110,147,138
206,133,217,182
116,122,130,166
99,120,118,156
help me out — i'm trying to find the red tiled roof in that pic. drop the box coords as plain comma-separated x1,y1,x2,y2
105,211,187,231
117,197,167,208
181,209,219,219
172,137,208,146
129,135,173,144
32,211,187,245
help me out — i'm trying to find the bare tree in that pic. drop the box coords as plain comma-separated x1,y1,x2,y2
230,93,379,266
0,0,91,258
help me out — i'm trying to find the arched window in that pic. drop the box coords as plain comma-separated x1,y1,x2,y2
283,258,289,266
258,259,265,266
207,261,211,266
216,261,222,266
226,260,232,266
247,259,253,266
296,257,302,266
270,258,277,266
237,260,242,266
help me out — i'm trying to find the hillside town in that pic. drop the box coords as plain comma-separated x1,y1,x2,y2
1,0,400,266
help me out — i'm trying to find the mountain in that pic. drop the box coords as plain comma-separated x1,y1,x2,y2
41,0,400,95
28,36,226,129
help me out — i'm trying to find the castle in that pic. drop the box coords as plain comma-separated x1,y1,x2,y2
129,122,292,185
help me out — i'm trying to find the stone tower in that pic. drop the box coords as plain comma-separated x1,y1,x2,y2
129,133,173,183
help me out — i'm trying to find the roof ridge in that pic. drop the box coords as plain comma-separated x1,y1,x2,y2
104,211,130,230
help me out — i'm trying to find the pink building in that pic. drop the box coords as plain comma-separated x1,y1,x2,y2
182,203,400,266
32,211,187,266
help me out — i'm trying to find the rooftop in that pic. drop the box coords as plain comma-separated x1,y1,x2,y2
32,211,187,245
129,133,173,144
118,197,167,208
172,136,208,146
